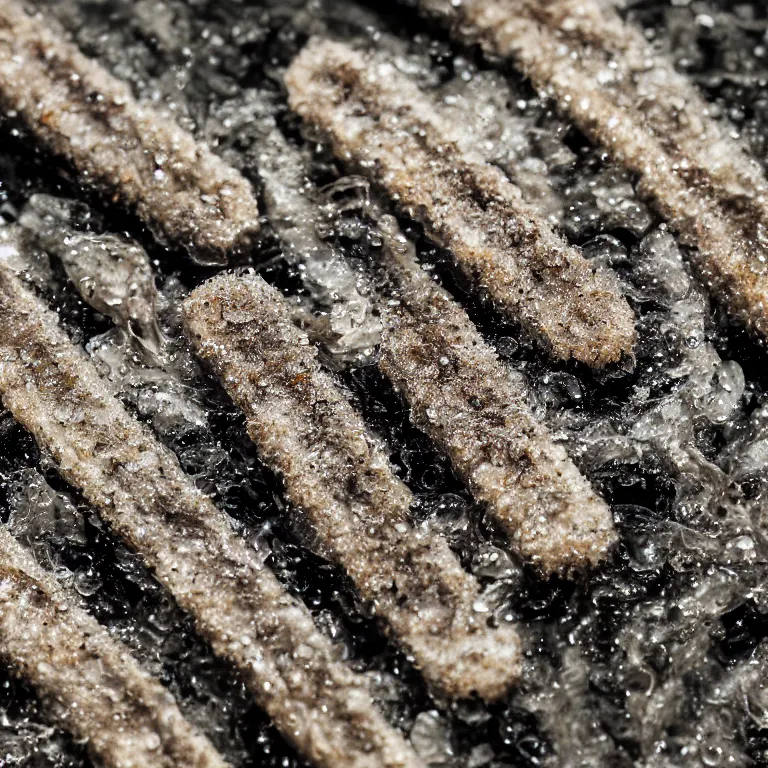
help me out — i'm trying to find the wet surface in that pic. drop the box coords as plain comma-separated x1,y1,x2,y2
1,1,768,767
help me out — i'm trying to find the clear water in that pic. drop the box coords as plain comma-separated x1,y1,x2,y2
2,1,768,766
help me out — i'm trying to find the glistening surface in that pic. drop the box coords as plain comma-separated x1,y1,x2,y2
1,1,768,767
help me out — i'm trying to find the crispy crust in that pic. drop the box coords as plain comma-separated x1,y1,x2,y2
418,0,768,339
0,258,424,768
284,38,636,369
0,526,230,768
372,215,617,574
183,271,522,701
0,1,260,263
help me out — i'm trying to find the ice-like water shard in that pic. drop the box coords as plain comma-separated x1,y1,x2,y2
0,525,230,768
284,38,636,369
19,194,167,360
0,0,261,264
257,128,382,364
183,271,522,701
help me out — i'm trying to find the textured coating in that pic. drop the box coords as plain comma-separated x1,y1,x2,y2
284,38,636,369
417,0,768,340
0,260,424,768
373,215,617,574
183,271,522,701
0,1,260,264
0,525,230,768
